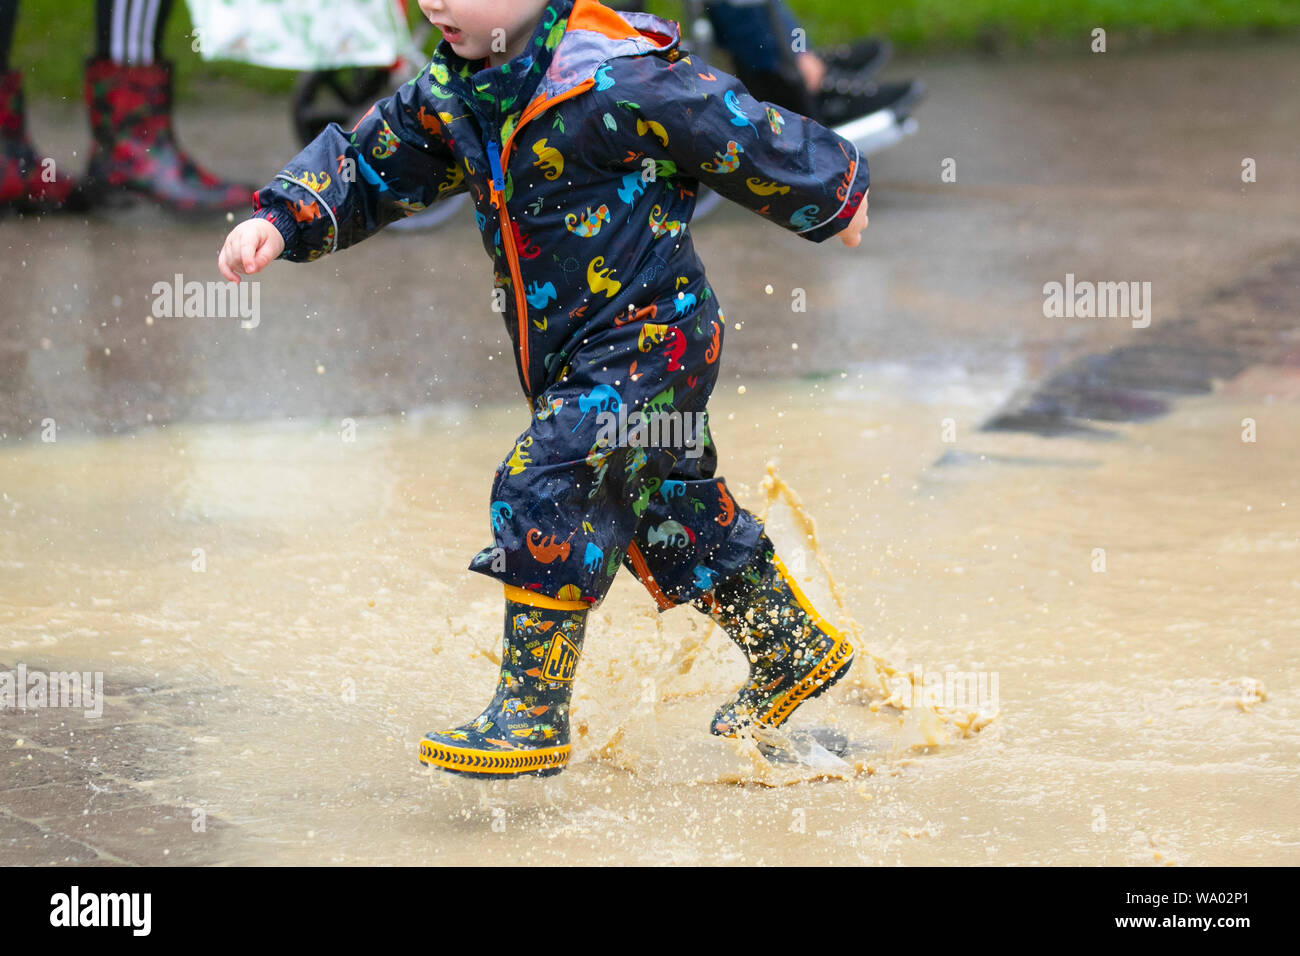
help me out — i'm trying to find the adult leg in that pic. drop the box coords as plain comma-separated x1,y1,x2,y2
710,0,890,81
704,1,912,127
84,0,252,212
0,0,83,210
96,0,172,66
771,0,893,76
758,0,919,126
0,1,16,73
703,0,820,120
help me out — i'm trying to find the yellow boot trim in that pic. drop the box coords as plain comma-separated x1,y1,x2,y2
770,552,843,640
760,552,855,727
761,635,854,727
504,584,589,612
418,739,571,775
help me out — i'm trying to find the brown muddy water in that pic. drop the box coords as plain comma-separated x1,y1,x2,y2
1,369,1295,865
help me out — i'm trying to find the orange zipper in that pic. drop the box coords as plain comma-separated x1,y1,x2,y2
489,77,596,399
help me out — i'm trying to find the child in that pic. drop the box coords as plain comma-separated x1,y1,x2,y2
217,0,870,778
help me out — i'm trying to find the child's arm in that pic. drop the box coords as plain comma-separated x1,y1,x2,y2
229,67,467,267
610,52,871,245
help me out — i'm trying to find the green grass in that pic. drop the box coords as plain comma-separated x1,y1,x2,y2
649,0,1300,50
655,0,1300,52
11,2,298,101
11,0,1300,103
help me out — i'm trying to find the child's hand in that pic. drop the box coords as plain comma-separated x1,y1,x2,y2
839,189,870,248
218,218,285,282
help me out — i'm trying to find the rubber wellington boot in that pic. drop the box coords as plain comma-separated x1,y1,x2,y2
83,59,251,213
692,534,854,737
419,587,589,778
0,70,84,212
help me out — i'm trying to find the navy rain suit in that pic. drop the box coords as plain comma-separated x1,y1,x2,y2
251,0,870,609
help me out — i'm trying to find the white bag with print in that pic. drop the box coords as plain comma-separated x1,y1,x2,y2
186,0,412,70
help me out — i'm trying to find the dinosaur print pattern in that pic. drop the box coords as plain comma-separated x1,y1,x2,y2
531,138,565,180
566,204,610,237
372,122,399,159
252,0,869,608
648,203,684,238
700,140,743,175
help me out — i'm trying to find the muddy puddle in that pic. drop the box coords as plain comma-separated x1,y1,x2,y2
2,362,1295,865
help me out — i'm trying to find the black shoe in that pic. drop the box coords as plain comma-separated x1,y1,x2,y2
820,37,891,78
818,78,926,128
734,62,822,123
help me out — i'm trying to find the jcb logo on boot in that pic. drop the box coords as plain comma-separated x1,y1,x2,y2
542,634,579,682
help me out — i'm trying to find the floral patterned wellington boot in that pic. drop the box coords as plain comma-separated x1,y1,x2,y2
693,533,855,737
82,59,251,213
419,587,589,778
0,70,83,212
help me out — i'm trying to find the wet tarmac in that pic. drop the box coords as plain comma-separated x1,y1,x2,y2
1,42,1298,865
3,41,1298,435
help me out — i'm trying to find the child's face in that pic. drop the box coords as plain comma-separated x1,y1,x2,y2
419,0,550,67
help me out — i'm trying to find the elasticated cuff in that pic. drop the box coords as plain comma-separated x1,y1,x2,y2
252,206,300,259
799,145,872,244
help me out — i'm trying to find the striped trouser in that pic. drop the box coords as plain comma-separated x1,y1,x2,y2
0,0,176,67
96,0,176,65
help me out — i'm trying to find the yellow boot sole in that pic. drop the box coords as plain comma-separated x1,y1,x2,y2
418,739,570,778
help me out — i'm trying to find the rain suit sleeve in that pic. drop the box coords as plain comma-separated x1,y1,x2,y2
613,51,870,244
250,69,469,261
